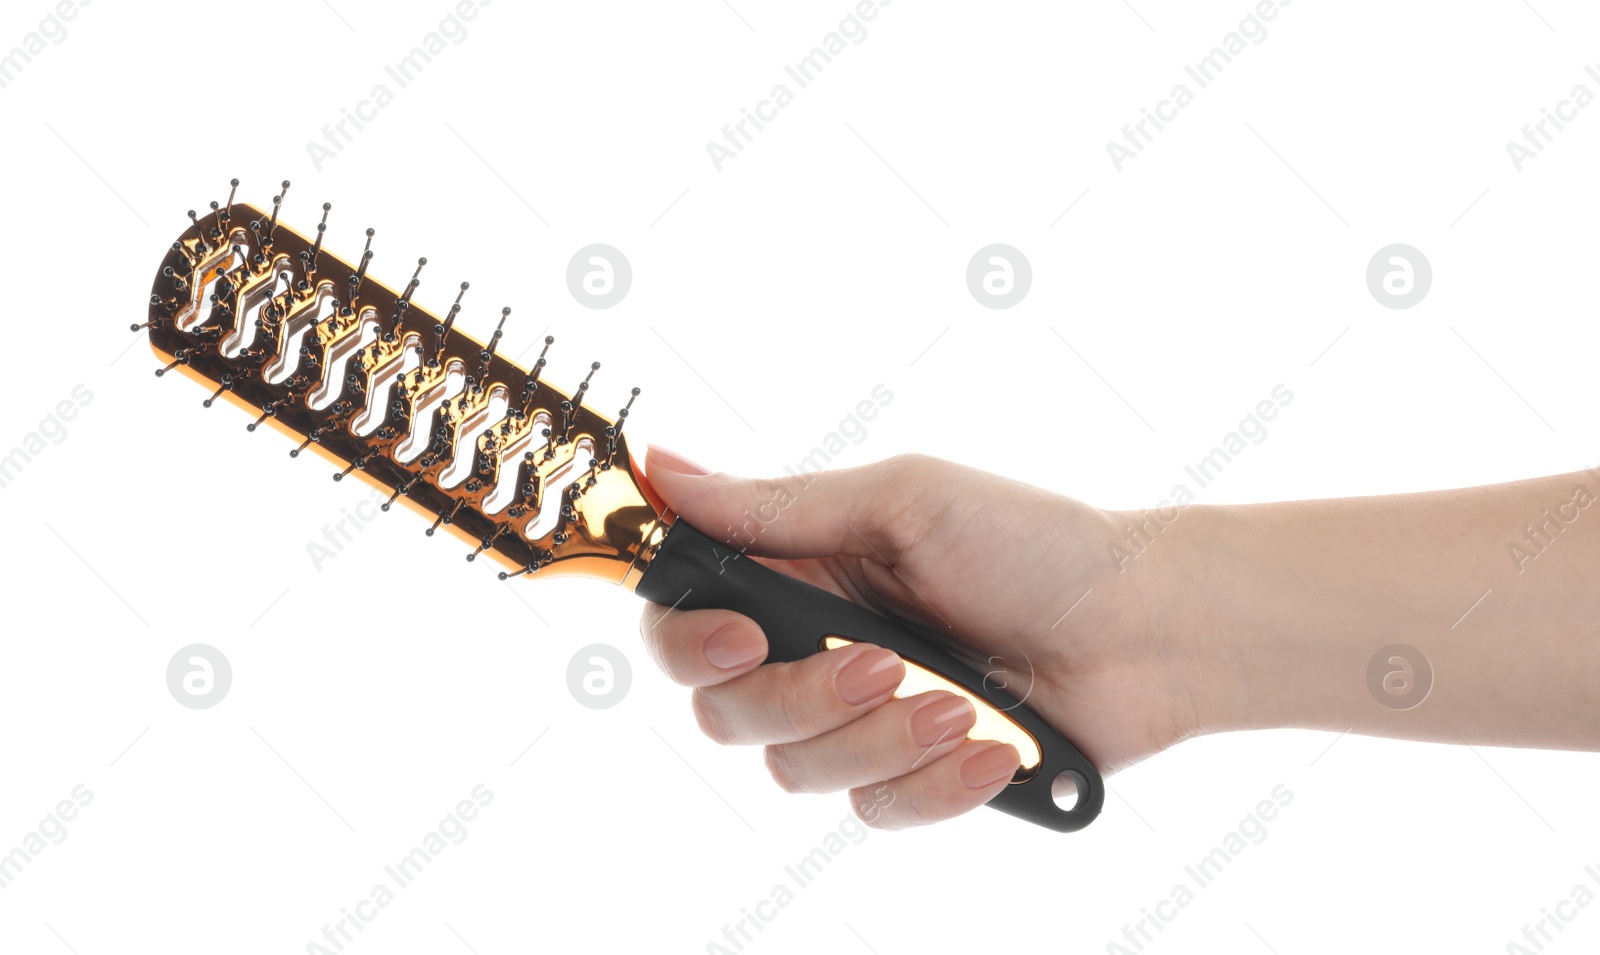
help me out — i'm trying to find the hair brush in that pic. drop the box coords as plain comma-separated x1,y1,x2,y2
138,179,1105,833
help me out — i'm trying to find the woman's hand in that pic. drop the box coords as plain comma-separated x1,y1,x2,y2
638,448,1211,830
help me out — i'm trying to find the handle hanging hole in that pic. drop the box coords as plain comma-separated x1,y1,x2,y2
1052,770,1087,812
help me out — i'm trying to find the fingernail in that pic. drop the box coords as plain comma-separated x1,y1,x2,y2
835,648,903,705
910,696,975,748
959,743,1020,789
703,623,765,669
649,445,709,477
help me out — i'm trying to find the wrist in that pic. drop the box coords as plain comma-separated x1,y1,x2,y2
1126,502,1331,739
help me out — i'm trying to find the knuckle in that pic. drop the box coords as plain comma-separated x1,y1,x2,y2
690,688,736,745
885,451,935,474
749,473,787,503
879,453,952,495
768,667,809,740
639,607,688,675
852,786,896,830
642,609,734,687
763,745,805,794
637,606,665,647
836,729,879,781
907,795,941,828
899,796,939,829
870,455,923,498
861,456,948,555
638,622,675,679
894,778,942,829
856,807,890,831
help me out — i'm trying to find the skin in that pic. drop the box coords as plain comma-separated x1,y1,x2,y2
639,448,1600,830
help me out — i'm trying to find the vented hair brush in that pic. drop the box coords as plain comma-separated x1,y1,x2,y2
139,180,1104,832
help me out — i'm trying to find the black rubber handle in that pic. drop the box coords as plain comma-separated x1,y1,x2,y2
634,520,1104,832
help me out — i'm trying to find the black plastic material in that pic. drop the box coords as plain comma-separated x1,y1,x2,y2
635,519,1104,833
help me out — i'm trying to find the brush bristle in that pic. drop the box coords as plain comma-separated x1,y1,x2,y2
142,180,664,584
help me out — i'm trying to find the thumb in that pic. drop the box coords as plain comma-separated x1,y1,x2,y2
644,445,943,564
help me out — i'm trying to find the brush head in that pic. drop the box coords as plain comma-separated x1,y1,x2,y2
143,182,671,586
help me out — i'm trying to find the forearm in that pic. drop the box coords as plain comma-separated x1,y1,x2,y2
1161,470,1600,749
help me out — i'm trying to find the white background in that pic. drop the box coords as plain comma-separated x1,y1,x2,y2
2,1,1598,952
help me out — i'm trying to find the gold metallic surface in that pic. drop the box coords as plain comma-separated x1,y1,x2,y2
822,636,1042,783
146,197,662,584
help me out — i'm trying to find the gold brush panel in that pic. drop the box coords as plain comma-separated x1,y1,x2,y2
141,180,672,585
822,636,1042,782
